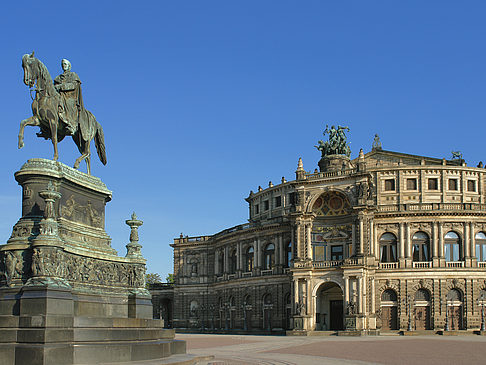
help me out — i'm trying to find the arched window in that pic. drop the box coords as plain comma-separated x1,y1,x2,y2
263,243,275,270
476,232,486,262
229,249,237,274
412,231,430,262
264,293,273,305
445,231,461,262
381,289,398,302
447,288,462,302
245,246,254,272
218,250,224,274
479,289,486,303
379,233,397,263
415,288,431,302
285,242,292,268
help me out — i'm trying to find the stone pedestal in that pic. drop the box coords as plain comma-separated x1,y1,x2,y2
318,155,353,173
0,159,186,365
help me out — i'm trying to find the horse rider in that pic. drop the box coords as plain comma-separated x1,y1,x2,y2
54,59,87,135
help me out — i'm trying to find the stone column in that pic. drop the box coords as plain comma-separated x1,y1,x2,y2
370,220,374,256
438,223,445,266
344,277,350,310
215,250,219,275
371,278,375,314
471,222,477,263
279,235,285,266
405,223,411,267
399,222,405,267
433,221,439,267
255,238,260,270
306,224,312,260
237,241,242,271
359,216,364,256
351,222,356,257
464,222,470,259
224,246,229,273
358,277,363,314
373,221,378,260
296,224,301,259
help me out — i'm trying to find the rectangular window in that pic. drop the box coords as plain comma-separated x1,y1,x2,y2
406,178,417,190
288,192,296,205
275,196,282,207
264,200,269,210
467,180,477,192
445,243,460,261
254,204,259,214
428,178,438,190
448,179,458,191
384,179,395,191
331,245,343,261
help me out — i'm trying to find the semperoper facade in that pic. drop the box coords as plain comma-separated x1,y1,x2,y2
170,126,486,334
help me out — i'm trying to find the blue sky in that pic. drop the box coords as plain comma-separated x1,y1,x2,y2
1,1,485,280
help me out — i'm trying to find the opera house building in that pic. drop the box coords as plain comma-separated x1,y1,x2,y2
158,130,486,334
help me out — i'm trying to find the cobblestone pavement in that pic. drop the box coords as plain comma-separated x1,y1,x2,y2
177,333,486,365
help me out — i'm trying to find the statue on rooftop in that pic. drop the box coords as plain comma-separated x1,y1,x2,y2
315,124,351,157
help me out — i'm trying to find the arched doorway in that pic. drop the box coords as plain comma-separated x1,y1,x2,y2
414,289,431,330
316,282,344,331
263,293,273,331
380,289,398,331
446,289,463,330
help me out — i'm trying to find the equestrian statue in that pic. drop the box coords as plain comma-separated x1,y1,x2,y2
19,52,106,175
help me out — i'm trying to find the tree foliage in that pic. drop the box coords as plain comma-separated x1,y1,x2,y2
146,272,162,285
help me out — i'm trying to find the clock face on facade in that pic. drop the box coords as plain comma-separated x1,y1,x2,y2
313,191,350,216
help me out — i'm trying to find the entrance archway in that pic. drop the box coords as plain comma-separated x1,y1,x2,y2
316,282,344,331
446,289,463,330
380,289,398,331
414,289,431,330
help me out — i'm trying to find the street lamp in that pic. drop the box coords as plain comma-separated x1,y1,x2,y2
208,304,215,331
224,302,230,330
407,295,413,331
443,298,449,332
477,295,485,332
242,301,248,331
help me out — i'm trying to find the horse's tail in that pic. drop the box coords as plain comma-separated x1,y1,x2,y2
94,121,107,165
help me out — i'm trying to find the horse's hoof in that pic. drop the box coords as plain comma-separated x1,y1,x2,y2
18,142,24,149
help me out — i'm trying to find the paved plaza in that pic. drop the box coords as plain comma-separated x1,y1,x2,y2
177,333,486,365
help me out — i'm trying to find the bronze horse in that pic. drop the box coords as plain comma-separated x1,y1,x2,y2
19,52,106,175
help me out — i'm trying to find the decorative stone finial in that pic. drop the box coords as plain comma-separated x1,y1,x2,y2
281,177,286,184
297,157,304,171
359,148,364,159
258,186,263,192
125,212,144,259
37,181,62,236
269,181,273,187
296,158,305,180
